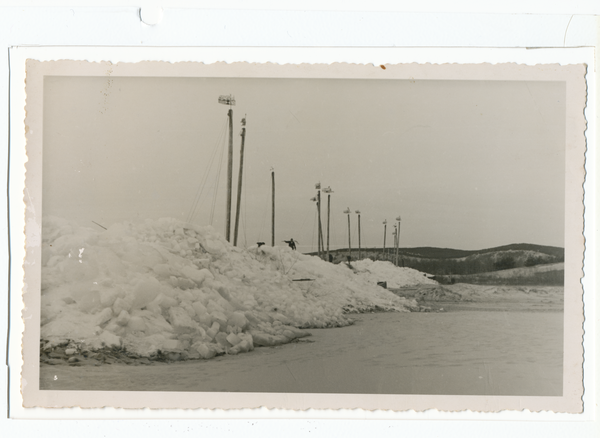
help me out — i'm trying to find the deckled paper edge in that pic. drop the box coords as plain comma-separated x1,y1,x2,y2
20,59,587,414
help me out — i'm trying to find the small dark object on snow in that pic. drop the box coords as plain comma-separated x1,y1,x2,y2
257,242,265,247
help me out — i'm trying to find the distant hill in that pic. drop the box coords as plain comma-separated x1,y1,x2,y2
393,243,564,260
433,262,564,286
306,244,564,277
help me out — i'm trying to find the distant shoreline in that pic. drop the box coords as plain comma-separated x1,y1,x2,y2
305,243,564,280
432,262,564,286
389,283,564,313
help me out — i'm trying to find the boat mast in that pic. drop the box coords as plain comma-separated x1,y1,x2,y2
393,225,398,266
356,210,361,260
218,94,236,241
396,215,402,267
344,208,352,262
326,192,331,262
382,220,387,260
271,168,275,246
323,186,333,262
316,183,323,258
233,116,246,246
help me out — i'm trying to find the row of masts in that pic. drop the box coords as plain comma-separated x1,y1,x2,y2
314,184,403,265
219,94,402,265
220,95,275,247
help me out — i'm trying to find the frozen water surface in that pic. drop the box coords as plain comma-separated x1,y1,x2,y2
40,301,563,396
38,217,563,396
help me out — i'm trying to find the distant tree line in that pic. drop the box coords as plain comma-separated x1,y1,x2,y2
319,247,563,276
434,269,564,286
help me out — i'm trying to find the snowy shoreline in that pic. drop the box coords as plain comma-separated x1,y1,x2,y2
39,307,402,367
39,217,435,364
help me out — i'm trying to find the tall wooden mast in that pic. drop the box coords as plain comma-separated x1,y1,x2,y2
393,225,398,266
396,215,402,267
323,186,333,262
356,210,361,260
344,208,352,262
271,168,275,246
233,116,246,246
382,220,387,260
226,109,233,241
316,183,323,258
218,94,236,241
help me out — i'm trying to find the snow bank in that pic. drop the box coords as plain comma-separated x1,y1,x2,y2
351,259,438,288
40,216,419,359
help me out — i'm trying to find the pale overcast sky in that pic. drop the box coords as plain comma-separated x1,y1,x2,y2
42,76,565,251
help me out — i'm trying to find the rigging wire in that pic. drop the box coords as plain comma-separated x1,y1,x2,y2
294,207,312,249
188,137,220,223
187,118,227,223
257,179,270,241
297,208,312,235
328,209,337,249
240,213,247,248
209,130,227,226
242,153,249,247
352,217,360,254
187,117,228,224
310,209,317,252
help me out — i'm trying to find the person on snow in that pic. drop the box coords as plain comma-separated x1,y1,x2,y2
284,238,297,250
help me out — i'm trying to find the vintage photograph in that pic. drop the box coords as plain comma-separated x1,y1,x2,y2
21,61,586,411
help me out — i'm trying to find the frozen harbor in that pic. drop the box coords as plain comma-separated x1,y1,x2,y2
40,296,563,396
39,217,430,361
37,217,564,396
24,66,581,414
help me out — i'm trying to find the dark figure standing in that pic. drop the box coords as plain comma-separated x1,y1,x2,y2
284,238,297,250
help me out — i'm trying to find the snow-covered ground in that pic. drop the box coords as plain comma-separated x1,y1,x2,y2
391,283,564,307
40,217,431,360
351,259,438,288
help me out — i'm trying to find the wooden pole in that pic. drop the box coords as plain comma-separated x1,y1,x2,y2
394,226,398,266
347,212,352,262
233,120,246,246
383,222,387,260
326,194,331,262
396,227,400,266
357,213,361,260
316,193,320,257
225,108,233,241
398,218,402,266
317,190,323,258
271,170,275,246
395,228,398,266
